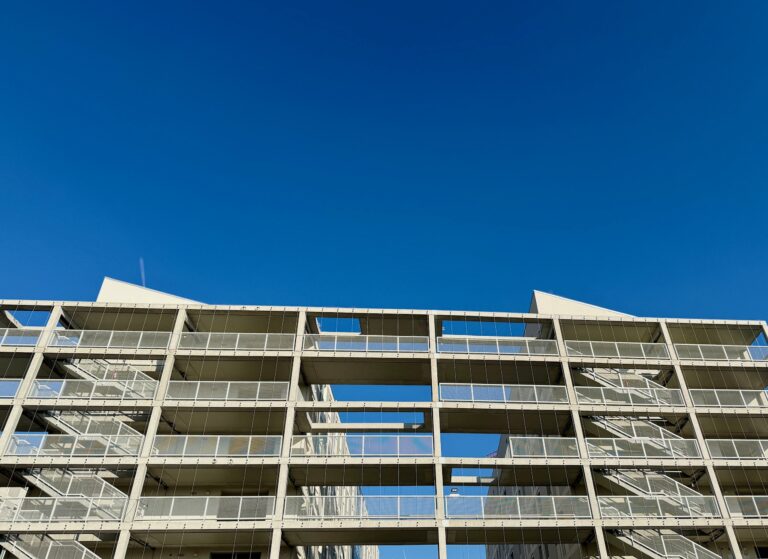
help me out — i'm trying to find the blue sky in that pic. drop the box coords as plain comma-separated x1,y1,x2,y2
2,2,768,320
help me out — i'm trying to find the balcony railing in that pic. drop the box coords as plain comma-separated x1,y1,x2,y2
284,495,436,519
178,332,295,351
504,437,580,458
0,497,127,523
598,496,719,518
49,330,171,350
0,379,21,398
152,435,282,457
0,328,41,346
618,530,721,559
6,434,143,458
675,344,768,362
707,439,768,459
166,381,289,401
575,386,684,407
689,389,768,408
303,334,429,353
439,383,568,404
28,379,158,400
565,341,669,360
586,438,701,459
436,337,558,356
135,496,275,521
725,495,768,518
444,496,591,519
5,536,101,559
291,434,433,457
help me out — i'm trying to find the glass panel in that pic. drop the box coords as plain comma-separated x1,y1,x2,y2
237,333,267,350
617,343,644,358
723,345,750,360
467,339,499,353
269,334,296,350
140,332,171,348
207,333,237,349
642,344,669,358
166,382,199,399
368,336,398,352
675,345,702,359
565,341,592,356
179,332,209,349
80,331,112,347
591,342,619,357
700,345,727,360
335,336,367,351
437,338,469,353
529,340,558,355
497,339,526,354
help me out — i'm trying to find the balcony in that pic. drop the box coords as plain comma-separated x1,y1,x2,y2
28,379,158,401
152,435,282,457
166,381,289,401
565,341,669,360
725,496,768,518
0,379,20,398
444,496,591,519
585,438,701,459
436,337,558,356
0,496,127,523
0,328,41,347
707,439,768,459
689,389,768,408
283,495,436,519
504,436,580,458
598,496,719,518
303,334,429,353
575,386,684,407
675,344,768,362
49,330,171,350
6,434,143,458
178,332,295,351
291,434,433,457
439,383,568,404
135,496,275,521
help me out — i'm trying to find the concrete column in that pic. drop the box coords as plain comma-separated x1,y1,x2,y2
552,318,610,559
113,307,187,559
428,312,448,559
0,304,63,454
269,310,307,559
659,321,743,559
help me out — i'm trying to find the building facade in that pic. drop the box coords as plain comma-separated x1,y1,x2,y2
0,279,767,559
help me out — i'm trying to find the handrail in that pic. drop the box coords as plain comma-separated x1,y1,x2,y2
166,381,289,401
0,496,128,523
283,495,436,519
439,383,568,404
178,332,295,351
29,379,158,400
598,496,719,518
303,334,429,353
48,330,171,350
290,434,433,457
565,340,669,359
136,496,275,520
152,435,282,457
586,437,701,459
436,336,558,356
0,328,41,346
444,495,591,519
575,386,684,406
6,434,144,457
675,343,768,362
689,389,768,408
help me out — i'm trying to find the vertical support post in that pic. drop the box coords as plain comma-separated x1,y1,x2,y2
429,312,448,559
552,318,610,559
659,321,743,559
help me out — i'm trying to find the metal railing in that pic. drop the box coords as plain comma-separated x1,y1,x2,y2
444,496,591,519
565,341,669,359
675,344,768,362
689,389,768,408
4,535,101,559
29,468,127,501
303,334,429,353
291,434,433,457
152,435,282,457
0,328,41,346
586,438,701,459
617,530,721,559
707,439,768,459
49,330,171,349
504,437,580,458
575,386,684,406
0,379,21,398
0,496,127,523
284,495,436,519
598,496,719,518
29,379,158,400
178,332,295,351
436,337,558,356
439,383,568,404
603,470,702,499
135,496,275,520
166,381,289,401
725,496,768,518
6,434,144,457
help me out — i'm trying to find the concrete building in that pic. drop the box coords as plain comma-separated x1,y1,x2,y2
0,278,767,559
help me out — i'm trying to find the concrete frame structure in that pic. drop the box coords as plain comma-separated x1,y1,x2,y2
1,280,768,558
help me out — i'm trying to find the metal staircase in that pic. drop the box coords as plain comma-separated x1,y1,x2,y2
1,535,101,559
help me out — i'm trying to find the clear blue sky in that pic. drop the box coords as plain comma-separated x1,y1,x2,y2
2,2,768,319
